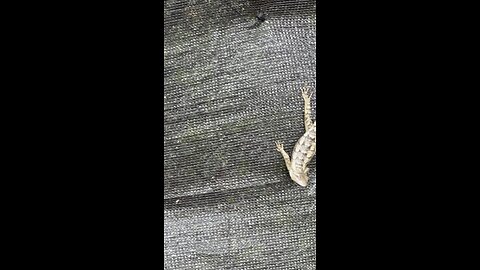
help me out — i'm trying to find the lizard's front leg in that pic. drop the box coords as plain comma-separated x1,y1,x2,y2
275,141,292,171
301,86,314,132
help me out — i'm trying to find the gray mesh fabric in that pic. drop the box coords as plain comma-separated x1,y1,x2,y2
164,1,316,269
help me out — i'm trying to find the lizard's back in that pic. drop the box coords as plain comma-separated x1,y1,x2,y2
291,121,316,172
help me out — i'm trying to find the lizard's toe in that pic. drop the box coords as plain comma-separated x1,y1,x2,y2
302,88,311,99
275,141,284,151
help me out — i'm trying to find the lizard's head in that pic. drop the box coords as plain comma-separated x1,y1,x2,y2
289,169,309,187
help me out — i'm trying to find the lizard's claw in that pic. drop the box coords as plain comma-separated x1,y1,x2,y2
275,141,284,152
302,86,313,100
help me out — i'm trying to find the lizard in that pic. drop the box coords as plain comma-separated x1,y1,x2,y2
275,86,316,187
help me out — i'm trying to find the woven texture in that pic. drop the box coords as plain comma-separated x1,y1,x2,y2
164,0,316,269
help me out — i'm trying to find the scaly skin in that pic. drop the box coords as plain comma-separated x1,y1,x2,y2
276,86,316,187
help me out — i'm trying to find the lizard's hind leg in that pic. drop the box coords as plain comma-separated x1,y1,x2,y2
301,86,314,131
275,141,292,171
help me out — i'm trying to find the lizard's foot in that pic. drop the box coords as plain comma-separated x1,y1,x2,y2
302,86,313,100
275,141,284,152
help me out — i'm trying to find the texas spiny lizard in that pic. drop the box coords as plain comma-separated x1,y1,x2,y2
275,86,316,187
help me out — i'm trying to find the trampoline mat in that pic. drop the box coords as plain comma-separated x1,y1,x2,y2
164,1,316,269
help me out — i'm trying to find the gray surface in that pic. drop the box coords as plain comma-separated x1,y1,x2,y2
164,0,316,269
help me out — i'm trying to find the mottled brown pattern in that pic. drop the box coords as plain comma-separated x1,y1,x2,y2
275,87,316,187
